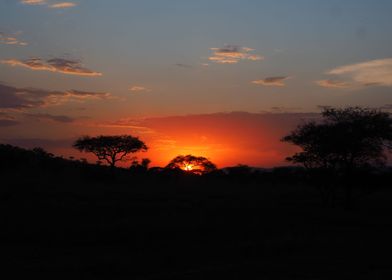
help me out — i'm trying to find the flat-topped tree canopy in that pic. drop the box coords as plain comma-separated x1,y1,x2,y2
73,135,147,167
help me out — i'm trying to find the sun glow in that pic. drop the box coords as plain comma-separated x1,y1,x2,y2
183,163,194,171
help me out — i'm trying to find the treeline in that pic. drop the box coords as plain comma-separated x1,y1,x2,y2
1,143,392,205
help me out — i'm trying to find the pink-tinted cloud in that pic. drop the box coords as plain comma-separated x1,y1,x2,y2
129,86,150,93
1,57,102,77
252,76,290,87
324,58,392,88
316,79,351,89
0,32,28,46
49,2,77,8
21,0,46,5
209,45,264,64
21,0,77,9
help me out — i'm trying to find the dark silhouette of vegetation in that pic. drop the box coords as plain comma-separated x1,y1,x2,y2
73,135,147,168
282,107,392,206
2,143,392,278
129,157,151,173
3,106,392,278
225,164,254,176
166,154,217,174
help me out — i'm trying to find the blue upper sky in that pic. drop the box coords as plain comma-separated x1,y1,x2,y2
1,0,392,117
1,0,392,167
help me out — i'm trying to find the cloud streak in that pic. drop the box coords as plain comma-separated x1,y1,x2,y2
0,32,28,46
174,63,193,69
252,76,290,87
21,0,77,9
0,82,111,109
0,119,19,127
21,0,46,5
0,112,19,127
25,113,75,123
129,86,150,93
321,58,392,88
49,2,77,8
209,45,263,64
316,79,351,89
1,57,102,77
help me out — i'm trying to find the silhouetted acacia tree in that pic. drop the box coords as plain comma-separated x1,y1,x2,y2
73,135,147,168
166,154,217,175
282,107,392,206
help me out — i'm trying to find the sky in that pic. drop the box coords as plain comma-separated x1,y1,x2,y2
1,0,392,167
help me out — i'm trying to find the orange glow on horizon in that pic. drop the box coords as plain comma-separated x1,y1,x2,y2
43,112,303,168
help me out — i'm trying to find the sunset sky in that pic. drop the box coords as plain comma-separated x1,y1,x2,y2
1,0,392,167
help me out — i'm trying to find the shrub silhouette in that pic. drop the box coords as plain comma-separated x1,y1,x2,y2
73,135,147,168
130,158,151,173
282,106,392,206
166,154,217,175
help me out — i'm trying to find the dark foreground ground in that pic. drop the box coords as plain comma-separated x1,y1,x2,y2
1,156,392,279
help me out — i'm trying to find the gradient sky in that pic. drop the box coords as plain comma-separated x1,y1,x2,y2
1,0,392,167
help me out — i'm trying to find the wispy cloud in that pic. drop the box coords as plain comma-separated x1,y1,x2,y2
0,82,111,109
49,2,77,8
174,63,193,69
252,76,290,87
0,32,27,46
21,0,46,5
129,86,150,93
323,58,392,88
0,110,83,128
267,106,302,113
1,57,102,77
64,89,111,99
96,118,156,135
0,112,19,127
209,45,263,64
25,113,75,123
0,119,20,127
21,0,77,9
316,79,351,89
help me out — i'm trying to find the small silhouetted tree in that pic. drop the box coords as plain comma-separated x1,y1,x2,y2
282,107,392,206
166,154,217,175
130,158,151,173
32,147,54,158
141,158,151,169
73,135,147,168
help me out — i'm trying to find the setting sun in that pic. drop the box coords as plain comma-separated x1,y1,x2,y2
183,163,194,171
166,155,217,175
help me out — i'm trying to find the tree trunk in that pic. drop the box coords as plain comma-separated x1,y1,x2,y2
344,165,354,210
